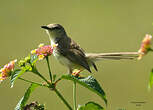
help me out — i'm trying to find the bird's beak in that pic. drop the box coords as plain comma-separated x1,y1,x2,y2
41,26,50,30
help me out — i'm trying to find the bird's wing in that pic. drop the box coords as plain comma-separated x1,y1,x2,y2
65,39,92,73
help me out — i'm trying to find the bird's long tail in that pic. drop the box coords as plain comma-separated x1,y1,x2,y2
86,52,140,61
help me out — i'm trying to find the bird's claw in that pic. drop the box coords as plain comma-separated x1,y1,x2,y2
72,70,81,77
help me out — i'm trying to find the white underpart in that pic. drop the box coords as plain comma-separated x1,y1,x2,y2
46,30,73,68
47,32,73,68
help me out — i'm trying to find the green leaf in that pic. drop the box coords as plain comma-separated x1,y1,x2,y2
14,84,39,110
78,102,104,110
61,75,107,105
30,54,38,66
10,69,26,88
148,69,153,90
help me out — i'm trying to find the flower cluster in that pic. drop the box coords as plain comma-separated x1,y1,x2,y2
138,34,152,60
0,59,17,83
18,56,31,67
31,43,55,60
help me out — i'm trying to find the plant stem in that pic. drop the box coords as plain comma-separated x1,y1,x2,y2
73,81,77,110
54,88,72,110
46,56,52,83
33,68,51,86
18,77,48,87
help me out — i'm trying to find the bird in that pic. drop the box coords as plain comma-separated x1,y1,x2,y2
41,24,139,75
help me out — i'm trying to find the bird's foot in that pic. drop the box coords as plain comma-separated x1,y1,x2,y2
72,70,81,77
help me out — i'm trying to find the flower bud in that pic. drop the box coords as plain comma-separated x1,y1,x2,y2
138,34,152,60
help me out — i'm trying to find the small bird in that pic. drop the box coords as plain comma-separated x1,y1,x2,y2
41,24,139,75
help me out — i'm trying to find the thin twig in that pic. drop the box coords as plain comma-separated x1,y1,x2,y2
73,81,77,110
32,68,51,86
54,88,73,110
46,56,52,83
18,77,48,87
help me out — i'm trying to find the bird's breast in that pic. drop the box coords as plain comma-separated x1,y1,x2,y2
53,48,71,67
51,40,84,70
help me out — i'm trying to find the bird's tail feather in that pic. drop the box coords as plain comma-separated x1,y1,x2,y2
86,52,139,61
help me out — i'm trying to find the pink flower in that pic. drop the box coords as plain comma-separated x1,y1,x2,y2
31,43,56,60
0,59,17,83
138,34,152,60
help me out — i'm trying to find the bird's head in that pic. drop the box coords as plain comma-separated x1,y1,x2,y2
41,24,67,40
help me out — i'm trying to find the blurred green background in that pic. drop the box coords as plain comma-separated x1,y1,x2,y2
0,0,153,110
